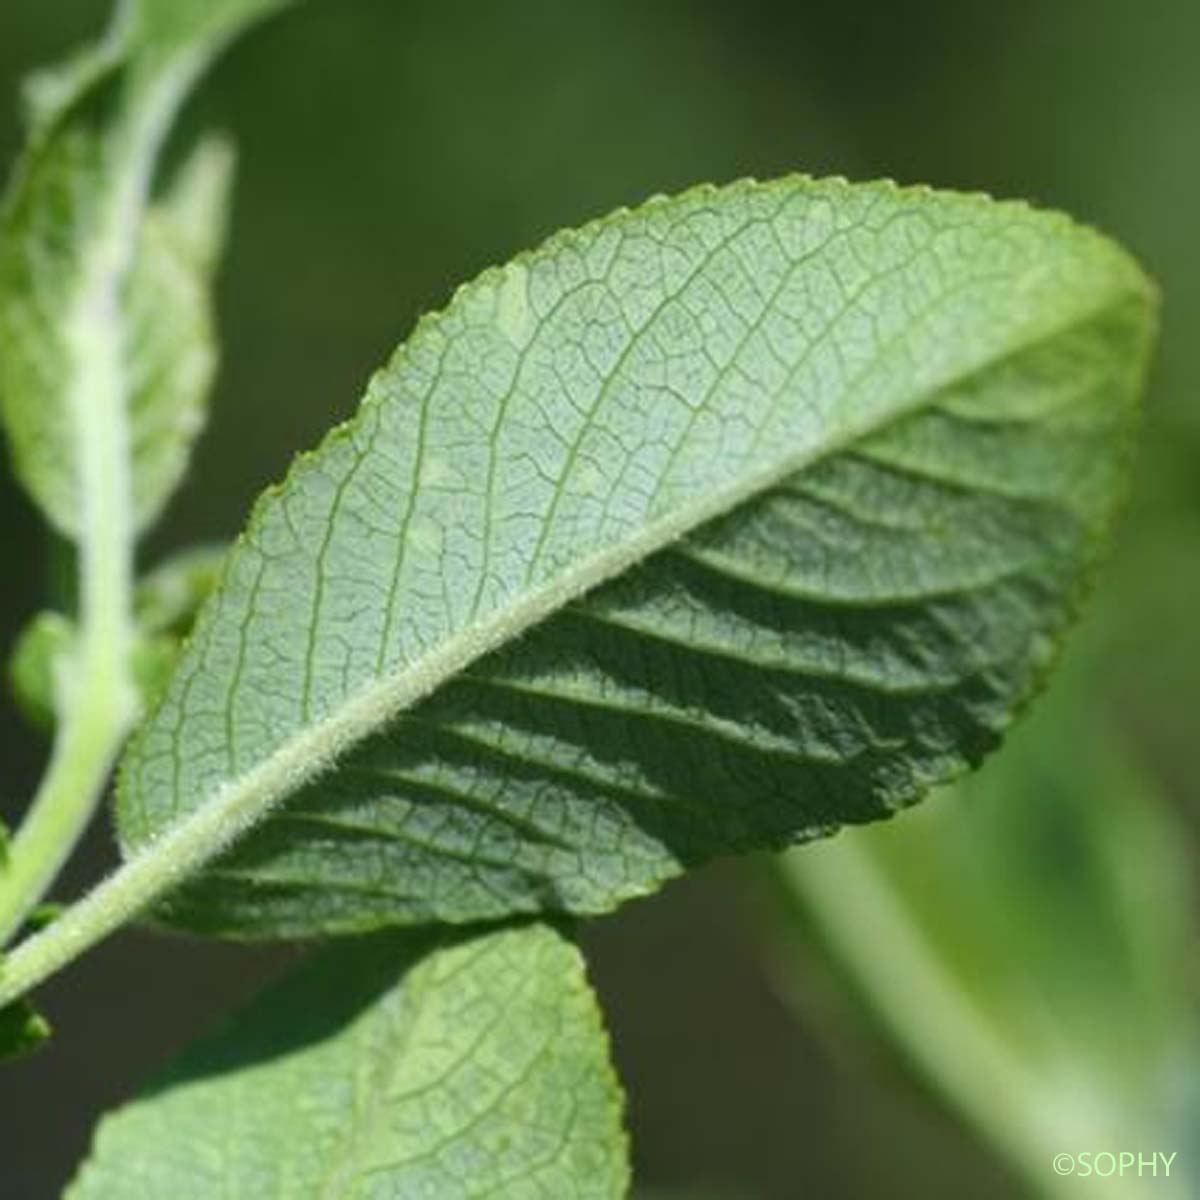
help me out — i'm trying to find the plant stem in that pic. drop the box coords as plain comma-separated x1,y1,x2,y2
0,62,200,947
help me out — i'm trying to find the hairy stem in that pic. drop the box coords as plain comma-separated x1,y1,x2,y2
0,226,138,944
0,695,133,948
0,61,199,947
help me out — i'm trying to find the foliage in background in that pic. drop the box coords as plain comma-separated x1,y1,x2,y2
775,646,1199,1197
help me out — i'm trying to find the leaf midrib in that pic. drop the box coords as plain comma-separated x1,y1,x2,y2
119,276,1141,893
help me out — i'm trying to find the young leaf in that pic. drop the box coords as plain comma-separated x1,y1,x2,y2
126,544,230,710
116,176,1155,938
67,923,629,1199
8,611,76,732
0,1,284,540
131,631,184,711
0,986,51,1062
135,543,228,635
123,134,236,534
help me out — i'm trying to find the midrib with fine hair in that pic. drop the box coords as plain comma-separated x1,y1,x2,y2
126,281,1132,864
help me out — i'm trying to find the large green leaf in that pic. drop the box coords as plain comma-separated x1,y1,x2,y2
67,923,629,1199
117,176,1155,937
0,1,284,540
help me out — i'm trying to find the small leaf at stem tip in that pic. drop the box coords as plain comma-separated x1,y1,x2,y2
132,632,182,712
0,990,51,1062
8,611,76,733
134,543,228,635
24,903,66,935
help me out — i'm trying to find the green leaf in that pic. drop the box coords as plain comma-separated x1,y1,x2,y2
24,902,65,934
122,134,236,534
135,543,228,635
128,544,229,707
117,176,1155,938
0,984,51,1062
67,922,629,1199
0,2,285,540
131,631,183,710
8,611,76,731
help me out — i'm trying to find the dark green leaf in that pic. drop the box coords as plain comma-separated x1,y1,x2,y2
0,992,50,1062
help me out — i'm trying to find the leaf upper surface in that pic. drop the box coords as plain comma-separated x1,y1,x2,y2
116,176,1155,937
67,923,629,1199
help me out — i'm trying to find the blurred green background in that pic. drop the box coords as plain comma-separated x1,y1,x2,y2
1,2,1197,1196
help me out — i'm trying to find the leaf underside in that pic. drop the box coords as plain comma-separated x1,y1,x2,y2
0,1,280,540
66,923,628,1200
116,175,1154,938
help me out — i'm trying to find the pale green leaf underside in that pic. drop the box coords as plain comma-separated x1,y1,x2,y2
67,923,629,1200
0,2,279,539
8,610,75,730
124,135,235,530
117,176,1154,938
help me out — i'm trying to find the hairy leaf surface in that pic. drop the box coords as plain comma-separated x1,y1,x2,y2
117,176,1155,937
0,1,283,538
68,923,628,1199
